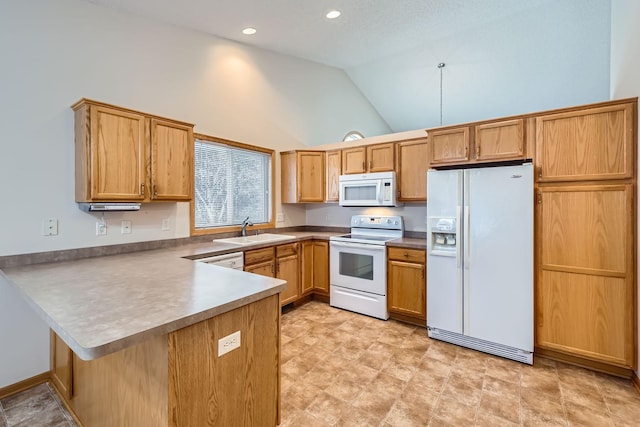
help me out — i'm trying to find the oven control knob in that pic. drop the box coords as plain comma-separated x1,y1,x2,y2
386,219,391,224
394,221,398,225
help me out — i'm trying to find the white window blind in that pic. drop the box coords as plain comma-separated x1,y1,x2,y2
194,140,271,229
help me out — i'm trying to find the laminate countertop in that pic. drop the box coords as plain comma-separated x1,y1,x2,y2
0,242,288,361
0,231,425,361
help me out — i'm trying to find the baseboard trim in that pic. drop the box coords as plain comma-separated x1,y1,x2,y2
0,371,50,400
535,347,633,378
633,371,640,395
389,312,426,327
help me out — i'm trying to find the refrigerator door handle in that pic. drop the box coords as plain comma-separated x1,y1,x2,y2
456,205,462,268
464,205,470,269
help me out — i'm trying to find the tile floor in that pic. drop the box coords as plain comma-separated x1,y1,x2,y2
279,301,640,426
3,300,640,426
0,382,76,427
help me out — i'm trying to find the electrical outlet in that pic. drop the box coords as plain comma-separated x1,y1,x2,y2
218,331,241,357
96,221,107,236
42,218,58,236
161,218,170,231
121,220,132,234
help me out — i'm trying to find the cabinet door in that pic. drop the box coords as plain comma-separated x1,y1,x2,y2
90,105,146,200
535,103,634,182
387,260,426,321
301,241,314,295
325,150,341,202
312,241,329,294
50,331,73,400
367,143,395,172
428,127,471,166
150,118,193,201
277,254,299,306
475,119,524,162
342,147,366,174
536,184,634,366
297,151,325,202
244,260,275,277
396,139,428,201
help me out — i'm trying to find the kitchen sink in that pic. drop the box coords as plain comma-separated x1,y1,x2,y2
214,233,296,246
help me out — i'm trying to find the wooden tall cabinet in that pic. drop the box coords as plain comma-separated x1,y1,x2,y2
73,99,194,202
534,99,637,371
281,151,325,203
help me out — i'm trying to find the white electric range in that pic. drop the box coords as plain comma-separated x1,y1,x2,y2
329,215,404,320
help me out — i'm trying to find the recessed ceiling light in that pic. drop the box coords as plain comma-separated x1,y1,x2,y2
242,27,257,35
326,10,341,19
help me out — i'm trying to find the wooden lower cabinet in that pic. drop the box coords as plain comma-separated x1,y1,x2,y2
245,244,300,307
50,295,280,427
386,247,426,326
535,184,635,369
301,241,329,296
50,331,73,401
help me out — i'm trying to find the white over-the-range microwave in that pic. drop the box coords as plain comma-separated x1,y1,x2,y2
338,171,402,207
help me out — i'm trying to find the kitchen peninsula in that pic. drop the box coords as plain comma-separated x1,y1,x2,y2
0,244,286,427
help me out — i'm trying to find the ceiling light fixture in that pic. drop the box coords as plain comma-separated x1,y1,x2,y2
326,10,341,19
242,27,257,35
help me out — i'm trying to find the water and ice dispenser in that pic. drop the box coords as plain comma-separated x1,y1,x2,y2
428,217,457,256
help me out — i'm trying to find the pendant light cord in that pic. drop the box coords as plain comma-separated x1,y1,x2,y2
438,63,445,126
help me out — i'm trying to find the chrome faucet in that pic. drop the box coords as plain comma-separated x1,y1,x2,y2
240,216,253,236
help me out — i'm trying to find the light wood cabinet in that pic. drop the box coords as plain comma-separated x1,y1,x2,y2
325,150,341,202
341,143,395,174
387,247,426,326
51,296,280,427
341,146,367,174
73,99,194,202
245,244,300,306
535,184,634,367
535,103,634,182
51,331,74,400
475,119,524,162
396,138,428,201
276,243,300,306
301,240,329,296
281,151,325,203
428,127,471,166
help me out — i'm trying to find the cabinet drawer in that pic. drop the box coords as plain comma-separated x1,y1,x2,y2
276,243,298,258
244,247,275,265
387,247,426,263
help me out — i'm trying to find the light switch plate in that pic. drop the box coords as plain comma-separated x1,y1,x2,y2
218,331,241,357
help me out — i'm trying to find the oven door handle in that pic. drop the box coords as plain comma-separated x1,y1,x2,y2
330,241,386,252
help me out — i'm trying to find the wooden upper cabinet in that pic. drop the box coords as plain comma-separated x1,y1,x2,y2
86,105,146,201
366,143,395,172
73,99,194,203
475,119,524,162
281,151,325,203
341,143,395,174
396,138,428,201
150,118,193,201
535,103,634,182
325,150,341,202
428,127,471,166
342,146,367,174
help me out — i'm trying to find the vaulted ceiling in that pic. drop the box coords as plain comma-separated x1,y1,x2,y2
83,0,612,134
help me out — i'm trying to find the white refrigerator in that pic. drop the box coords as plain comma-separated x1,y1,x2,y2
426,163,533,364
